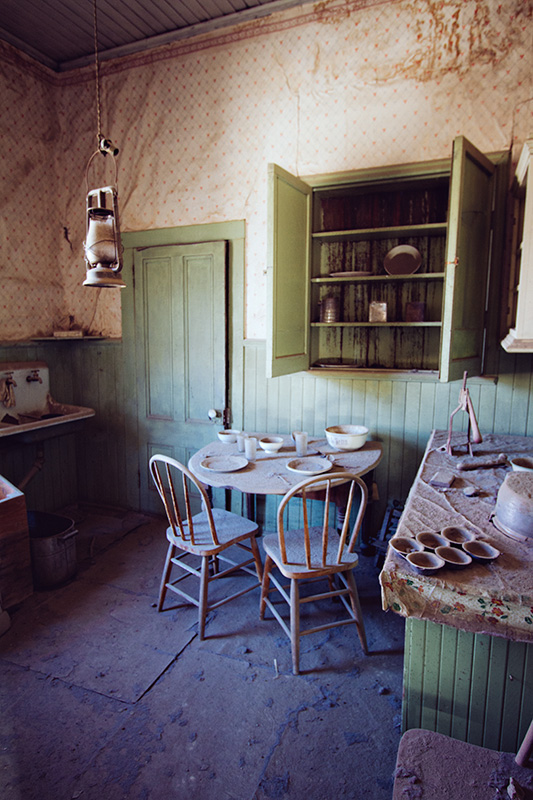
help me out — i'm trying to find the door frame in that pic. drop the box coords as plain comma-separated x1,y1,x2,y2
121,220,246,511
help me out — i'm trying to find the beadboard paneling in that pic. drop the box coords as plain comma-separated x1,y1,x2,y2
242,340,533,531
0,339,532,523
0,340,127,512
403,618,533,752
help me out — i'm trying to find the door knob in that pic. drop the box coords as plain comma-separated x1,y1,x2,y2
207,409,221,420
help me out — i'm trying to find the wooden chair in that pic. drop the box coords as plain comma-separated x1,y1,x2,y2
149,454,263,639
260,471,368,674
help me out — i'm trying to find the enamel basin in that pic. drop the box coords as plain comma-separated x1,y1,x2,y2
0,361,95,445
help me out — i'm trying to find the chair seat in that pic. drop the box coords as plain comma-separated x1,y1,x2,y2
167,507,259,556
393,729,533,800
263,528,359,579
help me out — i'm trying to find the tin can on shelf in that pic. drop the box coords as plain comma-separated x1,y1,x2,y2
319,295,341,323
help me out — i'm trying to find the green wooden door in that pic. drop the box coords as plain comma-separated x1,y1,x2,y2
266,163,311,378
439,136,496,382
132,241,227,513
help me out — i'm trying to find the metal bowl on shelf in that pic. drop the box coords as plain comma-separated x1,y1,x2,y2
383,245,422,275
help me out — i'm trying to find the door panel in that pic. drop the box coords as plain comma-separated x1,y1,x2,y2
439,136,495,382
133,241,227,513
266,163,311,378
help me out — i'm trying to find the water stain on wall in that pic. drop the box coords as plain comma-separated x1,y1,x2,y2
312,0,532,83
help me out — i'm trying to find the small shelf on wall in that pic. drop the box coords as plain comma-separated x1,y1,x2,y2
31,336,110,341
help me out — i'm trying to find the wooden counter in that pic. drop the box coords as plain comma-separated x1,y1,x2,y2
379,430,533,753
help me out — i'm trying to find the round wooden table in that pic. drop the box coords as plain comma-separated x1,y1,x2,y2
188,434,382,546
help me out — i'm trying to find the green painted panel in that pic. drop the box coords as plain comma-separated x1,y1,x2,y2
403,617,427,732
266,163,311,378
419,618,442,733
440,137,495,382
437,624,458,736
468,631,490,745
451,629,474,742
483,636,508,750
403,618,533,753
501,640,527,753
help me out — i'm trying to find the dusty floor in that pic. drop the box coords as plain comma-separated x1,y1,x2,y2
1,506,405,800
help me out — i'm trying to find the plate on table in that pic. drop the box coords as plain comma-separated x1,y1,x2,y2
383,245,421,275
200,456,248,472
286,458,333,476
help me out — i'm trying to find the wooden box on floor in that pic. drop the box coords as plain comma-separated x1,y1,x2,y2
0,474,32,608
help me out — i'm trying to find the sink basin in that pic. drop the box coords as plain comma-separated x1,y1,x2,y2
0,361,95,444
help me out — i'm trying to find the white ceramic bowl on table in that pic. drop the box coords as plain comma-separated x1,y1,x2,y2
325,424,368,451
259,436,284,452
217,429,240,443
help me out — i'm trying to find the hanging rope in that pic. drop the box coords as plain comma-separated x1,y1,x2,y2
92,0,103,147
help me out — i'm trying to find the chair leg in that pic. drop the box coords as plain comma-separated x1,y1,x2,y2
345,569,368,655
260,555,273,619
198,556,209,640
250,534,263,582
158,542,175,612
290,578,300,675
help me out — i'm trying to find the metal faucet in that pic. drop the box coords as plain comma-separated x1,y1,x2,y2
26,369,43,383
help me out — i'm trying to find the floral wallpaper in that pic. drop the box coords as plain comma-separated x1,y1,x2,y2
0,0,532,341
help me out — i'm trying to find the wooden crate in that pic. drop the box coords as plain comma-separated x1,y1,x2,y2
0,475,33,608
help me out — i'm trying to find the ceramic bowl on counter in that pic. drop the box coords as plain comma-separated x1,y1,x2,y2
217,429,240,443
435,545,472,569
406,550,445,575
494,473,533,540
441,526,476,546
389,537,424,558
325,424,368,451
510,456,533,473
463,540,500,562
416,531,448,550
259,436,284,452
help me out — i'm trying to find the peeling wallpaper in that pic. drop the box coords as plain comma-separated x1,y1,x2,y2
0,0,532,341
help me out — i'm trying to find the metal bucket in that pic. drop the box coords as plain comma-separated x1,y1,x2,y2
28,511,78,588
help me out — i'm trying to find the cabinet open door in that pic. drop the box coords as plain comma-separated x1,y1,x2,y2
439,136,495,382
267,137,496,382
266,163,311,378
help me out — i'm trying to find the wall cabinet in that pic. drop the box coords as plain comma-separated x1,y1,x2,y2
501,138,533,352
267,137,504,382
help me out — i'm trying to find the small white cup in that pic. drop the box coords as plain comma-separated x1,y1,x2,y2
292,430,308,457
236,432,247,453
244,436,257,462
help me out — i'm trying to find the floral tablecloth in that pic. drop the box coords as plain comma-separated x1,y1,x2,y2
379,430,533,643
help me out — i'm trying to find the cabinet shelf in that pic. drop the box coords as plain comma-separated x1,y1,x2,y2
267,139,500,380
311,321,442,328
311,272,445,284
312,223,447,242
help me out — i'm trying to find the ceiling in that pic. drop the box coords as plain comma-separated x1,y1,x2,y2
0,0,314,72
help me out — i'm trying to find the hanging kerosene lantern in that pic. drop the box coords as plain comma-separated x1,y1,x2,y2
82,0,125,289
83,146,125,288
